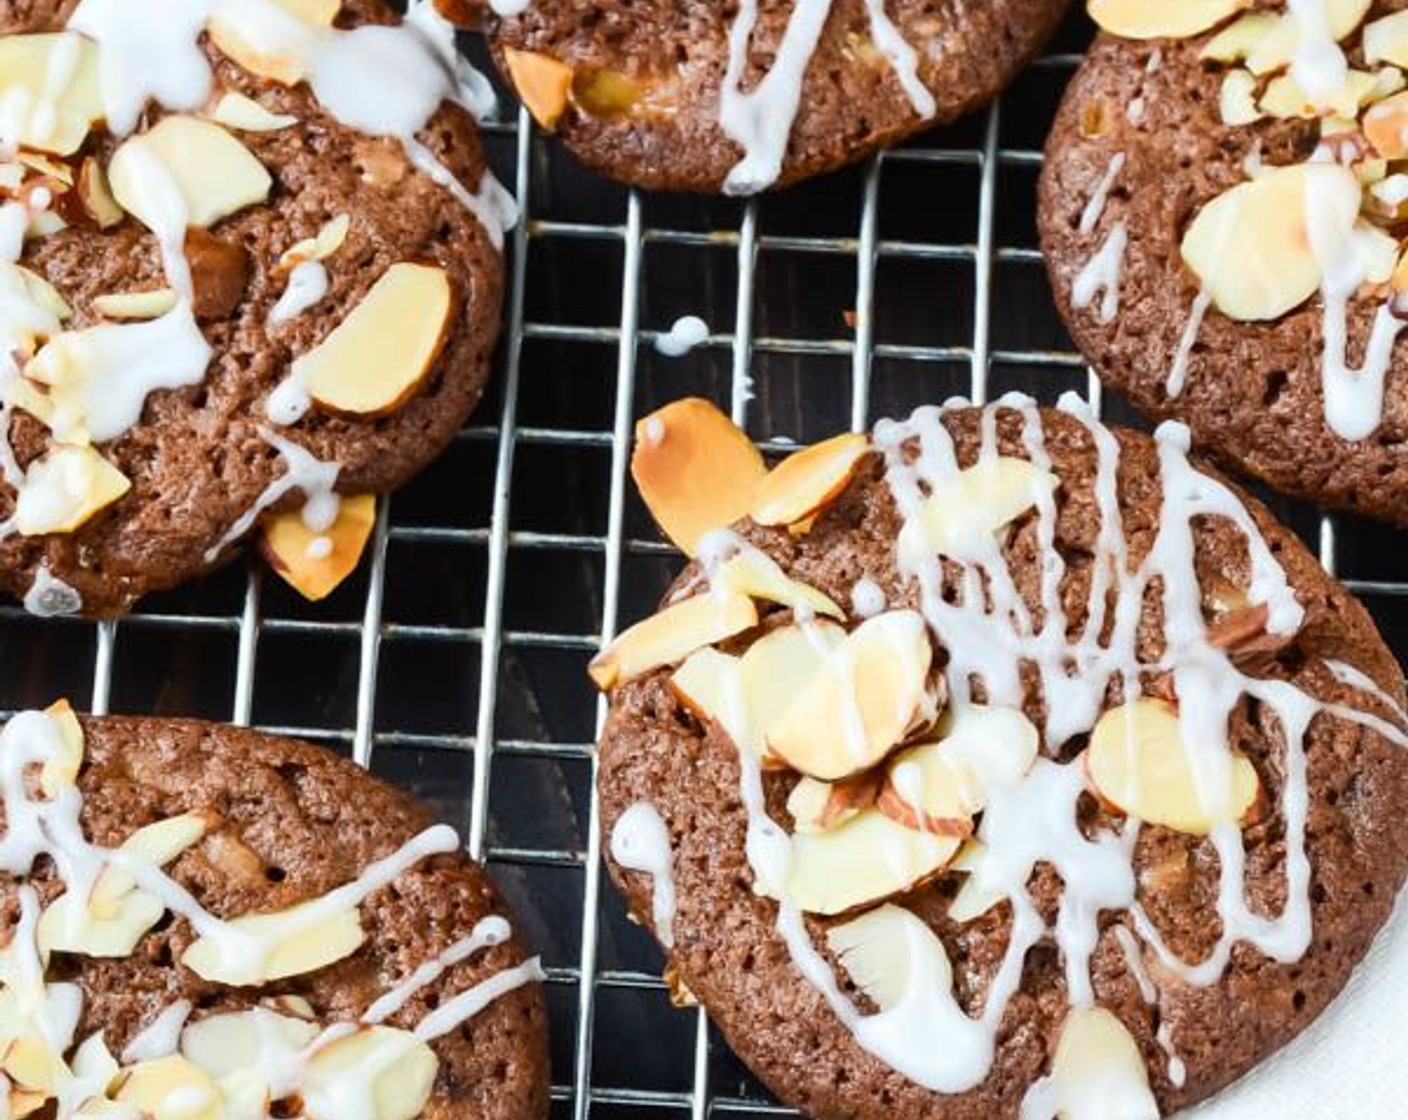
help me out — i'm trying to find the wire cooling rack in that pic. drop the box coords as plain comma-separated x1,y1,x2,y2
0,8,1405,1120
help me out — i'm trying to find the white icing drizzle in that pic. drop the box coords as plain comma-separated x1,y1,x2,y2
850,576,887,619
1080,153,1126,236
364,915,512,1024
1286,0,1349,107
1156,1021,1187,1090
715,395,1407,1101
411,957,546,1043
609,802,678,948
858,0,937,120
23,565,82,618
654,315,710,358
268,260,329,327
1073,222,1127,325
121,999,192,1063
202,427,340,562
1165,288,1212,399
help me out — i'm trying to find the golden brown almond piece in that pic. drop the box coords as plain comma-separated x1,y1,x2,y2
750,432,869,527
1364,90,1408,159
260,493,377,602
786,771,882,834
1088,0,1250,40
590,590,757,690
630,398,767,556
76,157,123,229
504,47,574,131
185,227,251,322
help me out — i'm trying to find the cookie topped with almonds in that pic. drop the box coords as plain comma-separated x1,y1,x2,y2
593,396,1407,1119
0,0,511,616
1040,0,1408,525
0,704,549,1120
478,0,1069,193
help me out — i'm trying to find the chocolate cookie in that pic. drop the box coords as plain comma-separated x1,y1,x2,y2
1040,2,1408,525
0,0,512,616
479,0,1069,193
592,395,1407,1119
0,704,550,1120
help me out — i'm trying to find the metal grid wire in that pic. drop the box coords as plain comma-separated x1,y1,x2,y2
0,8,1405,1120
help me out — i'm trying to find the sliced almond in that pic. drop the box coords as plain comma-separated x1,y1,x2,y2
76,158,123,229
1200,12,1279,62
1259,69,1376,119
1220,70,1263,126
294,263,453,417
1,1033,62,1093
11,265,72,323
301,1026,437,1120
590,590,757,690
91,290,179,321
108,116,272,231
0,34,103,155
669,646,752,750
1364,89,1408,158
207,0,336,86
279,214,351,269
827,903,952,1011
210,92,299,132
749,432,869,527
715,549,843,619
786,771,880,834
947,840,1006,923
877,704,1039,835
1365,10,1408,67
1085,698,1261,835
14,445,131,536
181,898,365,985
39,698,84,797
37,888,166,959
114,1056,221,1120
261,493,376,602
1088,0,1249,41
765,610,932,781
90,812,210,914
897,457,1057,566
1246,0,1373,77
503,48,574,131
631,399,767,556
740,620,846,762
1047,1008,1157,1120
180,1008,317,1079
782,808,959,915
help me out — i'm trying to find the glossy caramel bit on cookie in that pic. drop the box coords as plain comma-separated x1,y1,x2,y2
0,1,510,615
595,396,1408,1118
0,705,547,1120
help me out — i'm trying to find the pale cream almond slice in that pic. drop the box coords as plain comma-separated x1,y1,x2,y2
590,589,757,691
279,214,351,268
15,445,131,537
631,398,767,556
76,158,123,229
504,47,575,130
207,0,338,86
182,898,365,985
180,1008,318,1079
897,457,1058,566
260,493,376,602
1,1031,63,1094
1047,1008,1157,1120
114,1056,221,1120
1200,12,1279,61
1181,163,1354,322
301,1026,437,1120
89,811,210,915
91,290,179,321
749,432,869,527
782,808,959,915
36,889,165,959
1220,70,1263,126
826,903,952,1011
878,703,1039,834
947,840,1007,923
1365,10,1408,67
715,549,843,619
670,647,754,755
1247,0,1373,76
39,698,84,797
9,1088,47,1119
739,619,846,764
766,610,931,781
1084,697,1261,835
0,34,103,155
1259,69,1376,119
786,771,881,834
1088,0,1249,40
109,116,272,231
294,263,454,417
210,91,299,132
1364,89,1408,158
12,266,72,322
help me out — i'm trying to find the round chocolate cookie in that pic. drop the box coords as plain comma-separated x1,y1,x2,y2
1039,3,1408,525
593,397,1407,1119
0,706,549,1120
480,0,1069,193
0,0,509,616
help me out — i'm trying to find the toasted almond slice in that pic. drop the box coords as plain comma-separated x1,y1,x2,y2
766,610,931,781
897,457,1057,566
670,647,750,745
1048,1008,1157,1120
1200,12,1279,61
504,47,575,130
826,903,952,1011
14,266,72,322
1365,89,1408,158
782,809,960,915
39,699,84,797
90,812,210,915
1088,0,1249,41
91,289,179,321
1084,698,1261,834
749,432,869,527
739,619,846,757
261,493,376,602
786,771,880,834
1246,0,1373,76
76,158,123,229
631,398,767,556
15,445,131,536
210,92,299,132
180,1008,318,1079
114,1056,221,1120
0,34,103,156
1365,10,1408,67
1220,70,1263,126
279,213,351,269
181,899,365,985
590,590,757,691
715,549,843,619
207,0,337,86
947,840,1006,922
301,1026,437,1120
